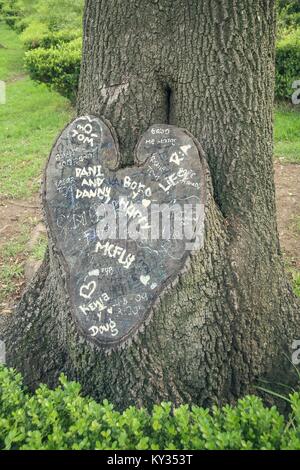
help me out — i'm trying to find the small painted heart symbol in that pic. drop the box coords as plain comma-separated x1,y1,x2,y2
140,275,150,286
107,307,113,314
80,281,96,299
142,199,151,208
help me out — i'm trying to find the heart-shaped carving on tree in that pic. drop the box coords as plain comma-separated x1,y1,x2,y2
79,281,97,300
43,116,207,350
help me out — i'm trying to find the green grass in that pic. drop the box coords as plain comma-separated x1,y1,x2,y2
30,233,47,261
274,104,300,163
294,216,300,234
293,272,300,297
0,22,74,199
284,257,300,299
0,24,24,81
0,217,47,305
292,272,300,298
0,263,24,302
2,233,29,258
0,229,29,305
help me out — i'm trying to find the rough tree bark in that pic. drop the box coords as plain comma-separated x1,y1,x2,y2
2,0,300,409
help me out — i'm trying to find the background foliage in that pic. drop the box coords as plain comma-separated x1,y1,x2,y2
277,0,300,35
0,0,83,101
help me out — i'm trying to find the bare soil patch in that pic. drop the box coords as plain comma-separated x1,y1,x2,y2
0,196,44,314
274,161,300,269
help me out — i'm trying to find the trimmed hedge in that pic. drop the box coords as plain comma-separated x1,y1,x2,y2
276,28,300,100
1,365,300,450
277,0,300,34
22,28,82,50
0,0,23,30
24,37,82,102
0,0,84,33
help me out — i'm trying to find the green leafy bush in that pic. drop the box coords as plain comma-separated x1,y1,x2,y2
32,0,84,33
22,28,82,50
276,28,300,100
24,37,82,102
1,365,300,450
0,0,83,101
18,19,50,49
0,0,26,30
277,0,300,37
0,0,84,33
17,0,84,49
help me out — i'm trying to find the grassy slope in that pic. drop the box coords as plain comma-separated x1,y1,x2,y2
0,23,72,307
0,22,74,199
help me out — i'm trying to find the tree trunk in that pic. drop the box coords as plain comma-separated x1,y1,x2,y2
3,0,300,409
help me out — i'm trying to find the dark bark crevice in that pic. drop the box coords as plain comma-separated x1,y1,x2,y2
165,84,172,124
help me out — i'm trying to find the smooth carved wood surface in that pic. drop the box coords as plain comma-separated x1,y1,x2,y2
44,116,206,349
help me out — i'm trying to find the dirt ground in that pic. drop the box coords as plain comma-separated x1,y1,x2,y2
0,161,299,312
0,197,41,247
0,196,44,313
274,161,300,269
